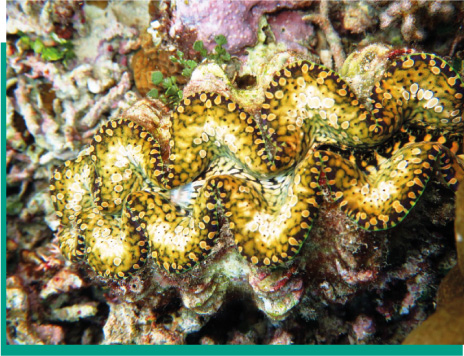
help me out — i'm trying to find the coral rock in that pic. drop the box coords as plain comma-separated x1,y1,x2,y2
103,301,183,345
39,268,84,299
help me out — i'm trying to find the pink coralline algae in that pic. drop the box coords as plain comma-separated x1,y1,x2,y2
267,10,316,52
169,0,312,54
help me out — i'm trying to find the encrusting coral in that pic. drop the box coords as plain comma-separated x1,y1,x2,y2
49,50,464,281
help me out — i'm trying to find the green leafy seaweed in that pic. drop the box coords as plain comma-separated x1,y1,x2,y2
149,34,232,106
18,31,76,66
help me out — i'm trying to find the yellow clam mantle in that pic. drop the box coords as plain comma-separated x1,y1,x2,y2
50,53,464,278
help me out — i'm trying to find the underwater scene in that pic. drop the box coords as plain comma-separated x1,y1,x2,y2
5,0,464,345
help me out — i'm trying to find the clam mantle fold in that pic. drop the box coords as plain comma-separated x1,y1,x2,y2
50,53,464,279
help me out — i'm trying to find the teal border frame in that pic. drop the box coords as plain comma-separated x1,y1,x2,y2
1,344,463,356
1,41,463,356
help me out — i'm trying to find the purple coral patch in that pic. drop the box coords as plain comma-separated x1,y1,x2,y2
268,10,315,52
170,0,312,54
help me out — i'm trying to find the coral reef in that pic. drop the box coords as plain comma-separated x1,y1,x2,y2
6,0,464,346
